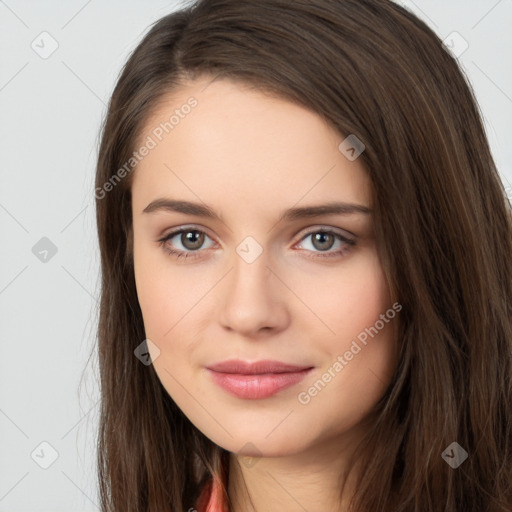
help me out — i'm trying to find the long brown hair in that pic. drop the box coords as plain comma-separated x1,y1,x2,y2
93,0,512,510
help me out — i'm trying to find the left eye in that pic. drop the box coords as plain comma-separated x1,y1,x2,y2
157,227,356,260
295,230,355,257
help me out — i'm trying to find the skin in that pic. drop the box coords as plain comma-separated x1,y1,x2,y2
131,76,399,512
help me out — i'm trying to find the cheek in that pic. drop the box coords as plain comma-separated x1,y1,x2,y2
133,241,212,388
294,321,396,440
134,265,171,337
339,253,397,382
339,257,392,344
133,250,200,398
291,248,393,350
293,249,397,401
133,240,191,337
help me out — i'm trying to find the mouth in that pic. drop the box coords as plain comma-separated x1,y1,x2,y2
206,359,314,400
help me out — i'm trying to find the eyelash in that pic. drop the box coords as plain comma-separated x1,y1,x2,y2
157,226,356,261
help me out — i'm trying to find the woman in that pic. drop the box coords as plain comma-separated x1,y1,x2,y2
93,0,512,510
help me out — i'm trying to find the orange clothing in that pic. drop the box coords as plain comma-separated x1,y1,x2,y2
195,467,229,512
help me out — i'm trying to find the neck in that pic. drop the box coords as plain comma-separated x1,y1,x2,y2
227,427,367,512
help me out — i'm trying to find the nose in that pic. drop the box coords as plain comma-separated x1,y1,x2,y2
218,249,290,338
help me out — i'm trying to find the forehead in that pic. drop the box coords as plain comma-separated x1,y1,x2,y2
131,77,372,218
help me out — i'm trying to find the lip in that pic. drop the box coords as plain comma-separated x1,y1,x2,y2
206,359,314,399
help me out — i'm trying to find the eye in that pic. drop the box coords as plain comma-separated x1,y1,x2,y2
293,228,356,259
157,227,216,260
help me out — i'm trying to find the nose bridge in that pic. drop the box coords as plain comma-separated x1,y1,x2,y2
218,237,288,335
228,238,273,306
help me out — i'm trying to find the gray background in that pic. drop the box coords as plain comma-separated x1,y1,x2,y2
0,1,511,510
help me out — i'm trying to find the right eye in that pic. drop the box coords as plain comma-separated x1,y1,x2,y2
157,227,217,259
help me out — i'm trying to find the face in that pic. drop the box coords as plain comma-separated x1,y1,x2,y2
130,76,399,458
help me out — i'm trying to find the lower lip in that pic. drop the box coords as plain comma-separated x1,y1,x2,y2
207,368,313,399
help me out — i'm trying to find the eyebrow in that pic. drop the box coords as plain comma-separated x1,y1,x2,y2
142,198,371,222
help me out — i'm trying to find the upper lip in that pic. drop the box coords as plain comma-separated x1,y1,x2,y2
207,359,313,375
